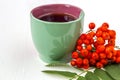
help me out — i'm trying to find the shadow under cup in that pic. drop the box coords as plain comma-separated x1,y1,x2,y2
31,4,84,63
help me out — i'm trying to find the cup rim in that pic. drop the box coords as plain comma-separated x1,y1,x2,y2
30,4,85,24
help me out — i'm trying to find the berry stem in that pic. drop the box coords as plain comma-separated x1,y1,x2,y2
86,30,92,33
115,46,120,49
86,30,95,34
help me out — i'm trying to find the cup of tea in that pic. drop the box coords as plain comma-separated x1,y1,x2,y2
30,4,84,63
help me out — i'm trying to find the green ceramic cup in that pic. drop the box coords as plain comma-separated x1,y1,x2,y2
30,4,84,63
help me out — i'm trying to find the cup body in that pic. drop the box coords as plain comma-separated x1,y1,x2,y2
30,4,84,63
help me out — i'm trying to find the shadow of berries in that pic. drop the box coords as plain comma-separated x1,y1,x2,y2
49,23,82,62
50,35,74,62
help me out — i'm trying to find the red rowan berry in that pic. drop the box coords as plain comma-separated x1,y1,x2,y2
80,49,89,57
91,52,99,60
109,30,116,39
76,46,82,51
86,34,92,40
99,53,106,59
97,45,105,52
83,58,89,65
102,32,110,40
77,39,83,45
89,22,95,29
83,64,89,69
100,59,108,65
101,25,108,32
96,62,103,68
83,39,90,45
70,60,76,66
86,45,92,51
106,52,113,59
102,22,109,28
76,58,83,65
112,56,116,62
90,59,96,65
116,50,120,57
96,30,102,37
116,57,120,63
72,51,79,59
108,39,115,46
79,34,86,40
96,37,105,45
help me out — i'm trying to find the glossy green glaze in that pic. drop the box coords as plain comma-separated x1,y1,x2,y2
30,11,84,63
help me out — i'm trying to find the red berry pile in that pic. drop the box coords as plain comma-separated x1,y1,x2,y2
70,22,120,69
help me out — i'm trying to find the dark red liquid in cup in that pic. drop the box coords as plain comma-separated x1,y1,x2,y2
38,13,77,22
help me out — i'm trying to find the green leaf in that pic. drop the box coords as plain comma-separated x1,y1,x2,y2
105,64,120,80
77,76,86,80
94,68,114,80
85,71,100,80
42,70,77,78
46,62,69,67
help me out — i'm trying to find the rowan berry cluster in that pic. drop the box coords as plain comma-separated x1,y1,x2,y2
70,22,120,69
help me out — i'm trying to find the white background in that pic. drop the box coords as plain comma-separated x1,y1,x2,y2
0,0,120,80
